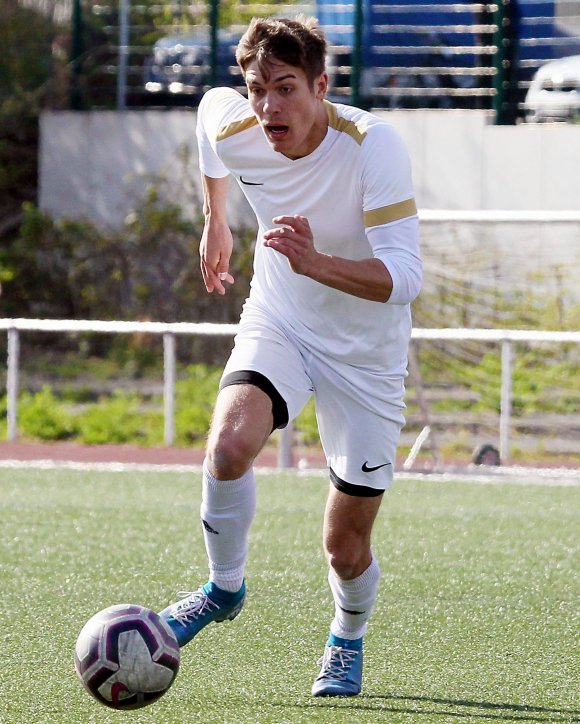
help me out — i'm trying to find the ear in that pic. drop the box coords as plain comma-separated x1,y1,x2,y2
315,71,329,100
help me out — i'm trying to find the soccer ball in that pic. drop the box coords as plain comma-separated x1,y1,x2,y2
74,604,180,710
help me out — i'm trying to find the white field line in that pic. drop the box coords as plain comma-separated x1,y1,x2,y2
0,458,579,486
396,470,580,487
0,458,203,474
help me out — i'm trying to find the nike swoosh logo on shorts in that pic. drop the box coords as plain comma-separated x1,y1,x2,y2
361,461,392,473
240,176,264,186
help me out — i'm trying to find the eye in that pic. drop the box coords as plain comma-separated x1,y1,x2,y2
279,85,293,94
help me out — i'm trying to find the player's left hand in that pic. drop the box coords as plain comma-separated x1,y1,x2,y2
263,215,319,276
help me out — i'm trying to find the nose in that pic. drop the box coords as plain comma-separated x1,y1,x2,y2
262,91,281,115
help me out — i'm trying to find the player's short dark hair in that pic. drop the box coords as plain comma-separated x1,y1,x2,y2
236,16,327,86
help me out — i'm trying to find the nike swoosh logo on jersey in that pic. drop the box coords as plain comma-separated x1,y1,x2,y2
361,461,392,473
240,176,264,186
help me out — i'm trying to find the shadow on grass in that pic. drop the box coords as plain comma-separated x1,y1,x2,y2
365,694,579,721
273,693,579,722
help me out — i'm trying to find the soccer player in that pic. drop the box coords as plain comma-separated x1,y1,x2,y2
160,16,422,697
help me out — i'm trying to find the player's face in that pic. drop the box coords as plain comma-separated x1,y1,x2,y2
245,59,329,160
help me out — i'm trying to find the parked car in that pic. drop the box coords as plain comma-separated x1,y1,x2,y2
524,55,580,122
144,31,241,101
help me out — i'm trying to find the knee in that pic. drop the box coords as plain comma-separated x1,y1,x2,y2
324,536,370,580
206,426,257,480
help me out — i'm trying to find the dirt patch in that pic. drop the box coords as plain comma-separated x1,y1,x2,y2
0,440,328,469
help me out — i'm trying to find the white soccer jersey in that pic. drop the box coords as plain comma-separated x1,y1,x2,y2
197,87,421,374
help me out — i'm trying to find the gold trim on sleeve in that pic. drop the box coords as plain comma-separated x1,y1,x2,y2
216,116,259,141
324,101,367,145
364,199,418,227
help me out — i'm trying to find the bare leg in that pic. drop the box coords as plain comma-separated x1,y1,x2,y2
206,383,274,480
323,484,383,580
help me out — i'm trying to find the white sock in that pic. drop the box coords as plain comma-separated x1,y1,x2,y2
328,555,381,641
200,461,256,593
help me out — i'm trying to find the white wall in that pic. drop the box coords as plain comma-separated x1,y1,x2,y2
39,109,580,227
39,110,252,228
386,110,580,211
40,110,580,225
38,109,580,309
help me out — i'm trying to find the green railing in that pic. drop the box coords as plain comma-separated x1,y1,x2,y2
65,1,580,122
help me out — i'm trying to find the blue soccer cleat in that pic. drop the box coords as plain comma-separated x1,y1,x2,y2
311,634,363,697
159,581,245,647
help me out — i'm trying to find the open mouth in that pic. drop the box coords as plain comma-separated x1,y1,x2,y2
266,124,289,140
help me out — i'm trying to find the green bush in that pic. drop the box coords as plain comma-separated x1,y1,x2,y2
76,392,163,445
18,386,77,440
0,395,7,438
174,367,322,447
1,348,577,453
7,180,255,330
295,398,319,445
468,349,580,416
174,365,222,445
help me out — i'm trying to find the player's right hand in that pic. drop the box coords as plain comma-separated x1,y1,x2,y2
200,220,235,295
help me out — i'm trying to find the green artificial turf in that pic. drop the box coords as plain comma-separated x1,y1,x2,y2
0,468,578,723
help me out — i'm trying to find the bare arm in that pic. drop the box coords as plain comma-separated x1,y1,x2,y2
263,214,394,302
304,255,393,302
199,174,235,295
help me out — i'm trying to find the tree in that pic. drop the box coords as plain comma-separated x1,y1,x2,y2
0,0,64,267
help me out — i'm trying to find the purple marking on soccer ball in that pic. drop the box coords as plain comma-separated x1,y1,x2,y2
74,604,180,710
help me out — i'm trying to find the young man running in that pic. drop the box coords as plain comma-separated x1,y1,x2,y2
160,15,422,697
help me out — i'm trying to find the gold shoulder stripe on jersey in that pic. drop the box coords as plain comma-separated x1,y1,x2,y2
217,116,259,141
364,199,418,227
324,101,367,145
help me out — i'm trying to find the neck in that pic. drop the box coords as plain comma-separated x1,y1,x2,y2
285,102,329,159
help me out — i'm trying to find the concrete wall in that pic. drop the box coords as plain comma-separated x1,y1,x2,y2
39,110,252,228
386,111,580,211
39,109,580,228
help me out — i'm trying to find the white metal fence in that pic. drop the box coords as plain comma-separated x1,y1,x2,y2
2,318,579,466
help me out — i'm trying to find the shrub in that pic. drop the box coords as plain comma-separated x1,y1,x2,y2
174,365,222,445
18,386,77,440
295,399,319,446
76,391,163,445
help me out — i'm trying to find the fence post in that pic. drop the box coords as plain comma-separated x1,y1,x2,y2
69,0,85,109
492,0,517,124
350,0,364,107
163,332,176,446
7,328,20,441
117,0,130,111
278,422,294,469
499,339,513,462
208,0,219,87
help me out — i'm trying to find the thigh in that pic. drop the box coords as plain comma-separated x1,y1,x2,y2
208,382,274,461
312,357,406,492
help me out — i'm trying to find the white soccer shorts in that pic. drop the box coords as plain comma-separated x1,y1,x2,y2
221,305,406,493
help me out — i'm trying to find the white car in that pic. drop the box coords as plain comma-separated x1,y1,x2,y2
524,55,580,122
